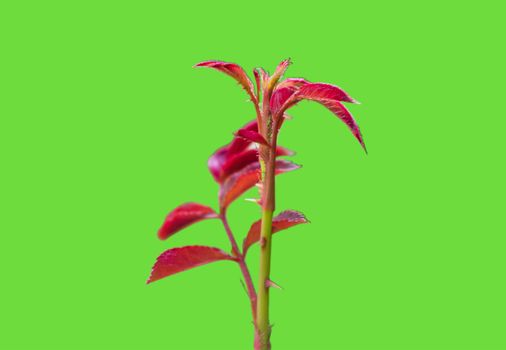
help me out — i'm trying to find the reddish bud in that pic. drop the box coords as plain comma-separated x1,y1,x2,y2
266,58,291,94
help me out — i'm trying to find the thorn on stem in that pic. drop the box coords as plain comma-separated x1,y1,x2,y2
244,198,261,206
265,279,282,289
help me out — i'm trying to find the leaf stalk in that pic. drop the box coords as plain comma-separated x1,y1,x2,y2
220,214,257,323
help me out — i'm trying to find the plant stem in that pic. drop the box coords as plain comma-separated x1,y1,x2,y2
220,214,257,322
255,147,276,350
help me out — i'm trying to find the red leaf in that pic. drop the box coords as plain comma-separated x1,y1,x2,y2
219,149,259,182
208,145,230,182
219,162,261,211
243,210,309,255
296,84,365,151
321,100,366,151
270,87,298,116
209,120,294,183
270,78,309,117
158,203,218,240
219,146,294,183
297,82,359,104
227,120,259,154
195,60,257,102
276,78,309,90
235,129,269,146
274,82,366,151
208,120,257,182
219,160,300,210
147,246,236,284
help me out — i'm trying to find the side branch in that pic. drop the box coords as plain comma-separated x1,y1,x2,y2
220,214,257,322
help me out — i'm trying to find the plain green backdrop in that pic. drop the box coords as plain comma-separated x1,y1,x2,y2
1,1,505,349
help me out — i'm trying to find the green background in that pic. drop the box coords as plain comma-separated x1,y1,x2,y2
1,1,504,349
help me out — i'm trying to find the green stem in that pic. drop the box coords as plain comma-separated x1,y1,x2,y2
255,148,276,350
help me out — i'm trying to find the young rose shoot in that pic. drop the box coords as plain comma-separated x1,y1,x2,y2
147,59,365,350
